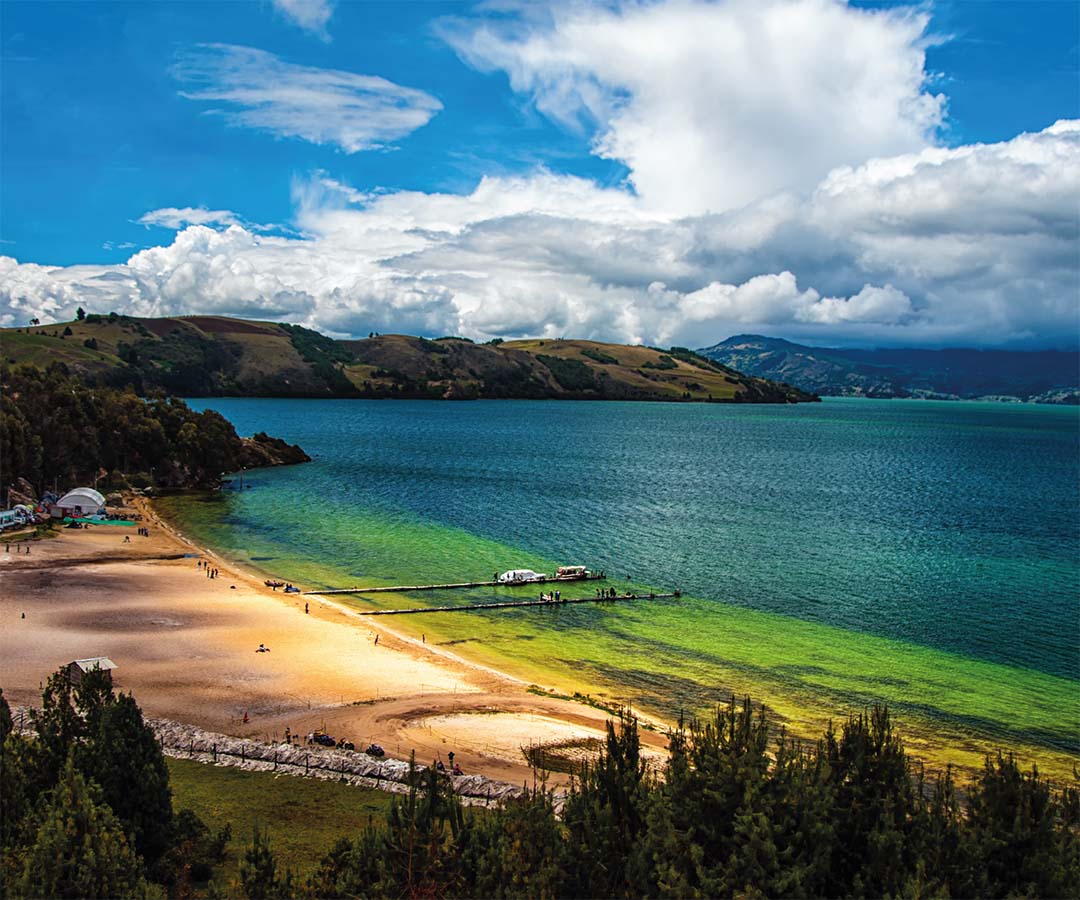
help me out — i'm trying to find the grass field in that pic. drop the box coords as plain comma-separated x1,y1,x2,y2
166,757,397,884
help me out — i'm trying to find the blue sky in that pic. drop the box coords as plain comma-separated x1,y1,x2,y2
1,0,1077,348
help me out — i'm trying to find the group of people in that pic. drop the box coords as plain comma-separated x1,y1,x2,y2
5,543,30,554
434,750,463,776
136,526,150,537
198,560,220,579
595,587,620,599
539,590,562,602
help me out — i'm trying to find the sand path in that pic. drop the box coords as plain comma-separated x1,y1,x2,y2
0,498,667,785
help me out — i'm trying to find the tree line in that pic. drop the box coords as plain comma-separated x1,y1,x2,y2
3,673,1077,899
1,672,229,898
0,362,298,499
290,702,1079,899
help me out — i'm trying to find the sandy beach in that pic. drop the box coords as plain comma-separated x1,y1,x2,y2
0,498,668,785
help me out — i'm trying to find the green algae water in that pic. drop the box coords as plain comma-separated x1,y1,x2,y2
163,398,1080,775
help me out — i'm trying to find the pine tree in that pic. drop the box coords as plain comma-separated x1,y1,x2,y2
239,826,293,899
29,670,85,786
77,692,173,863
15,757,146,899
0,689,12,743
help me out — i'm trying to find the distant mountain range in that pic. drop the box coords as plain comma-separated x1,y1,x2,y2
0,314,817,404
699,335,1079,403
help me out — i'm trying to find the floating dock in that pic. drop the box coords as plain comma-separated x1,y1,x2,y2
348,591,679,616
306,574,607,596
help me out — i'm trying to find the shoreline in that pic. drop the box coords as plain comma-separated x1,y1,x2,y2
4,493,1077,785
0,495,669,787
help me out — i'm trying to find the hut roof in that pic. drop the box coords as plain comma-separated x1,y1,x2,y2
71,657,117,673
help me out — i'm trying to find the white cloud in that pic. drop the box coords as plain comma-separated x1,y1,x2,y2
173,44,442,152
440,0,945,216
1,123,1076,348
138,207,243,230
272,0,335,40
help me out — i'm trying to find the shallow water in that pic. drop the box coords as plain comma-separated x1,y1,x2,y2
166,397,1080,768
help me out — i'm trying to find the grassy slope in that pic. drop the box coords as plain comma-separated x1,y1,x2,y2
166,757,395,882
1,316,815,402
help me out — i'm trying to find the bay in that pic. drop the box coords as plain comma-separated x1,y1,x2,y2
166,397,1080,770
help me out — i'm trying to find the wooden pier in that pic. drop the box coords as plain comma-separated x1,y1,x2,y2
349,591,679,616
306,574,607,596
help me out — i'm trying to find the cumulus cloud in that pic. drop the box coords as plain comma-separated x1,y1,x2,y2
440,0,945,215
272,0,335,40
173,44,442,152
1,122,1076,348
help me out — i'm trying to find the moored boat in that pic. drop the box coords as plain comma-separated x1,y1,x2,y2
555,565,590,580
497,569,547,584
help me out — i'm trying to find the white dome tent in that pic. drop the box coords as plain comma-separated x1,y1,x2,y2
52,487,106,519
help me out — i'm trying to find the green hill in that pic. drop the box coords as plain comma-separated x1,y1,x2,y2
0,314,817,403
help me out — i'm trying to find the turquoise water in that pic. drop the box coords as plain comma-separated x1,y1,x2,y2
170,398,1080,767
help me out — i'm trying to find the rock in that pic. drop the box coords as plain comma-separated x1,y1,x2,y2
7,488,36,508
11,478,37,506
106,492,124,507
240,433,311,469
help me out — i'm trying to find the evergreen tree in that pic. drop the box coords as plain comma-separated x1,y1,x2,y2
967,752,1076,898
380,757,462,897
77,692,173,864
0,689,12,743
307,832,386,899
238,826,293,900
15,757,147,899
563,710,653,898
28,669,84,787
824,706,915,897
454,787,570,899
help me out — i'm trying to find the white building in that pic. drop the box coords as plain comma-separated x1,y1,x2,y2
51,487,106,519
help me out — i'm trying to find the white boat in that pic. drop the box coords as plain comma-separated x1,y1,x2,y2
555,565,590,581
497,569,547,584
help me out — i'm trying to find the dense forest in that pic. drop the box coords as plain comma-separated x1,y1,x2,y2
3,678,1077,899
0,363,308,501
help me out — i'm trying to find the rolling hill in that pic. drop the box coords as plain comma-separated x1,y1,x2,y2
0,314,817,403
699,335,1080,403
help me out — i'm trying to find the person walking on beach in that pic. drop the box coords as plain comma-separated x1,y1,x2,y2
374,634,379,646
304,602,309,614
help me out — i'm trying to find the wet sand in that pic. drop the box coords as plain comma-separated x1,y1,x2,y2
0,499,667,785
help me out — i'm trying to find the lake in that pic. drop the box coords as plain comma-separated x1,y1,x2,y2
166,397,1080,772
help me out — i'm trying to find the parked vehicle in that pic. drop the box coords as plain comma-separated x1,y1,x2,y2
365,743,385,757
309,731,336,747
